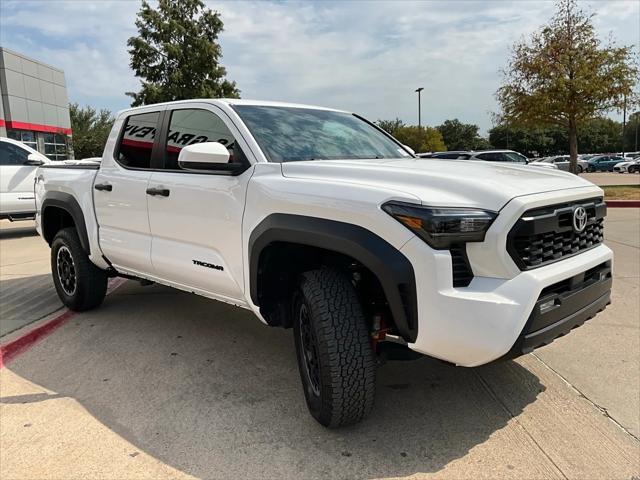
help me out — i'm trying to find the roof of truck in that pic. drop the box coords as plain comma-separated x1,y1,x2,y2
118,98,347,116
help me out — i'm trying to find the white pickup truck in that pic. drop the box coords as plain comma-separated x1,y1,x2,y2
35,99,612,427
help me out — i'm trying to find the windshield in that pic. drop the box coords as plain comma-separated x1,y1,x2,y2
233,105,411,163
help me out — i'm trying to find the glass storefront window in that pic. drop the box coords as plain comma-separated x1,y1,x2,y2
7,129,37,151
43,133,68,161
6,129,69,160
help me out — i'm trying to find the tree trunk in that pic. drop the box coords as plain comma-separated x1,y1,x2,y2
569,118,578,174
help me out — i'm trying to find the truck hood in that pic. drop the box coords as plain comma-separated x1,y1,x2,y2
281,158,600,211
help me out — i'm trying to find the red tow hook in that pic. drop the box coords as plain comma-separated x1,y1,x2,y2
371,314,388,352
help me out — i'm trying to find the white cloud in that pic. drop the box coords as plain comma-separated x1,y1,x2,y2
1,0,638,131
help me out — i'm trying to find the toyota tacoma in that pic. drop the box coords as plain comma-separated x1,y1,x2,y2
35,99,612,427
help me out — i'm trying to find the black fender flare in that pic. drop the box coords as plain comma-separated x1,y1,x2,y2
249,214,418,342
41,191,91,255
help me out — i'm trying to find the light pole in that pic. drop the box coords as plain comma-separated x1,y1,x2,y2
415,87,424,128
621,95,626,157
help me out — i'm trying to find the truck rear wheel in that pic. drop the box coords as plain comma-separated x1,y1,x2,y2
293,268,376,427
51,227,107,311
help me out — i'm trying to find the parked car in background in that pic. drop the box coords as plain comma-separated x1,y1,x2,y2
420,150,557,168
534,155,588,173
587,155,625,172
417,151,470,159
613,159,640,174
0,137,50,220
465,150,558,169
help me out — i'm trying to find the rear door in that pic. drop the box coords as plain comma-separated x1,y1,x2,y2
146,104,253,301
0,141,39,214
93,109,163,275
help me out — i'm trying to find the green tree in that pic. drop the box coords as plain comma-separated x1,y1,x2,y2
578,117,622,153
435,119,488,151
127,0,239,107
623,112,640,152
490,117,625,157
375,118,405,136
393,125,446,153
489,123,575,157
497,0,638,172
69,103,114,159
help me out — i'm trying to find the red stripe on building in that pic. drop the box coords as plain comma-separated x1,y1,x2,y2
0,119,6,128
5,120,71,135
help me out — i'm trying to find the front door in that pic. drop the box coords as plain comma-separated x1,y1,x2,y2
93,109,162,275
146,105,253,302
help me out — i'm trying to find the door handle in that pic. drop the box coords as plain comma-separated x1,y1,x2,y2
146,187,170,197
94,183,112,192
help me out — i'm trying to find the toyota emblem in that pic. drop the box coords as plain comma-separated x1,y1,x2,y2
573,206,587,233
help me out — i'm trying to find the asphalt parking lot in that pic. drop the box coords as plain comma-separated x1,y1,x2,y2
1,206,638,479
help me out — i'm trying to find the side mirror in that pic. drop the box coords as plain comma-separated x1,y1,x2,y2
402,145,416,155
178,142,246,174
24,153,45,166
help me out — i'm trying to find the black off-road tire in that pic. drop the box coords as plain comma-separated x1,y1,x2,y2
293,268,376,428
51,227,108,311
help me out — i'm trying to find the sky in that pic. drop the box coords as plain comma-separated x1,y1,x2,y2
1,0,638,133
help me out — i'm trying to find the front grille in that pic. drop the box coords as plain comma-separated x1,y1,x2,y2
507,197,606,270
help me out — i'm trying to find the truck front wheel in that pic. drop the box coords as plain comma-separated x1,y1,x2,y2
51,228,107,311
293,268,376,427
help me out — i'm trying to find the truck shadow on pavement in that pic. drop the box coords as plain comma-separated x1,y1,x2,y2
0,225,38,240
0,274,62,337
3,282,545,479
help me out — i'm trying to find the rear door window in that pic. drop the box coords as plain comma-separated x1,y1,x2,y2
115,111,161,169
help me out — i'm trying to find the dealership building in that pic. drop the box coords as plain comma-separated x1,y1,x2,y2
0,47,72,160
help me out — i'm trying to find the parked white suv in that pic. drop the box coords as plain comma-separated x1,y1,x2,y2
466,149,558,169
34,99,612,427
534,155,588,173
0,137,49,220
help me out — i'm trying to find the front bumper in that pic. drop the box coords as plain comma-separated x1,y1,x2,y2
502,261,611,359
400,237,613,367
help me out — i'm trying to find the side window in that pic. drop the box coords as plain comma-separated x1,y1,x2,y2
163,108,246,170
476,153,502,162
0,142,29,165
503,152,527,163
116,111,160,169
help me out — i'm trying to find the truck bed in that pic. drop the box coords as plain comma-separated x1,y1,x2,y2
35,163,107,268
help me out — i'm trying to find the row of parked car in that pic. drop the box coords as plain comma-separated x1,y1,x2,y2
532,153,640,173
418,149,558,169
419,149,640,174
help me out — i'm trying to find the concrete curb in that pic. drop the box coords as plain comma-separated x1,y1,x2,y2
605,200,640,208
0,310,74,368
0,278,126,368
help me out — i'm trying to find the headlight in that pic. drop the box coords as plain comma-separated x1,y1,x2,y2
382,201,497,249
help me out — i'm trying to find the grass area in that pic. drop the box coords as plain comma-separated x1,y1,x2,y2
602,185,640,200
